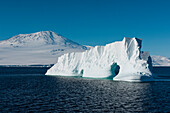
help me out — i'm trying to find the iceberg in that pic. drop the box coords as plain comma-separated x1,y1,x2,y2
46,37,154,82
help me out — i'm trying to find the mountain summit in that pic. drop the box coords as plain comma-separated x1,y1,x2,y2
0,31,87,65
0,31,86,49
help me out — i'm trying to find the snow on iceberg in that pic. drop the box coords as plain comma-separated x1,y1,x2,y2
46,37,154,82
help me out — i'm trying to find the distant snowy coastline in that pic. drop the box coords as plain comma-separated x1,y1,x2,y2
0,64,54,67
151,56,170,66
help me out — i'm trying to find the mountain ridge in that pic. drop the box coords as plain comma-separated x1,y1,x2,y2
0,31,86,49
0,31,87,65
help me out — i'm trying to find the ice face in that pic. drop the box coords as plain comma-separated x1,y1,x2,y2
46,37,153,82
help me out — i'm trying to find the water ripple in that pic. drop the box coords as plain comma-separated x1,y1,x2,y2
0,75,169,112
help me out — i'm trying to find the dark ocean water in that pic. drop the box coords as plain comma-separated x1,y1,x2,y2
0,67,170,112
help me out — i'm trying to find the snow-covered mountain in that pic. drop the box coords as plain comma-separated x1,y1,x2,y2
151,56,170,66
0,31,86,48
0,31,87,65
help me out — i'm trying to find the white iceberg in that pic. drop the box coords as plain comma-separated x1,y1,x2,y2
46,37,154,82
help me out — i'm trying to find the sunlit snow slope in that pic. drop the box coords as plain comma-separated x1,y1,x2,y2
0,31,87,65
46,37,154,82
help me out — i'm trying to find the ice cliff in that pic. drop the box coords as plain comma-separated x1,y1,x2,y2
46,37,154,82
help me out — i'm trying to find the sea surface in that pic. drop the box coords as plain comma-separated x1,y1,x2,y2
0,67,170,112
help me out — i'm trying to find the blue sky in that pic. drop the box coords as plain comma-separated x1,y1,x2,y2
0,0,170,57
